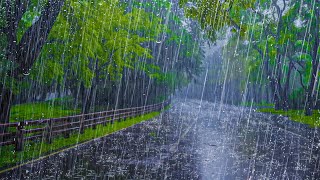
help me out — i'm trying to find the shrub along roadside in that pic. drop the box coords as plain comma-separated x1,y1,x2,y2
0,106,170,170
258,108,320,128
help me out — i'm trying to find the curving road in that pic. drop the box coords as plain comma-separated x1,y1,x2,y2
1,98,320,179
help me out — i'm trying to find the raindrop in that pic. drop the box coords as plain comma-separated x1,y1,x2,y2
23,72,30,76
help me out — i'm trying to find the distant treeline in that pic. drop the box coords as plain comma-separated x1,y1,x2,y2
180,0,319,115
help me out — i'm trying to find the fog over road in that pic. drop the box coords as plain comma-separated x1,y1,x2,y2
2,98,320,179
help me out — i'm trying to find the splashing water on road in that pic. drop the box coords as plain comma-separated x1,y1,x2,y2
1,98,319,179
1,0,320,179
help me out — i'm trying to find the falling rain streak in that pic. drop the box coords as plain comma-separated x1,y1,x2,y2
0,0,319,179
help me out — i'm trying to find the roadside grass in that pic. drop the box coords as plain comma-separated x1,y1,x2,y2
258,108,320,128
10,98,79,122
0,108,167,170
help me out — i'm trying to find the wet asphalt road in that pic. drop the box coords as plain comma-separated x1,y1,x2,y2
1,98,320,179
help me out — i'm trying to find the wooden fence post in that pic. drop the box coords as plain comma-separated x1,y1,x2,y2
111,110,115,124
122,110,126,121
80,115,85,134
133,107,136,117
127,109,130,120
118,110,122,122
64,118,71,138
103,112,108,126
15,121,25,151
46,119,53,144
92,113,98,129
114,111,117,122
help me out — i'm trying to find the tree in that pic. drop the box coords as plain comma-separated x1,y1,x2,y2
182,0,319,116
1,0,65,125
35,0,163,113
304,0,319,115
179,0,255,41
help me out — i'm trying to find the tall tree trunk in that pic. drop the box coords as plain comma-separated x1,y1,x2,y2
81,84,91,114
282,62,293,111
272,1,285,110
305,9,319,116
40,88,47,101
11,0,65,79
0,86,13,134
83,89,92,114
270,78,281,110
0,0,65,125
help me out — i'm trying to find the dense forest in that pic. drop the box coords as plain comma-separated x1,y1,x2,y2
1,1,320,178
0,0,204,126
180,0,319,118
0,0,319,125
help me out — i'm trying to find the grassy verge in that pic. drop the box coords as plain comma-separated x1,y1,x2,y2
11,98,79,122
0,108,168,170
258,108,320,128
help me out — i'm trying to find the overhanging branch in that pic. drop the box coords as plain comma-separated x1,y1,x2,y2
13,0,65,79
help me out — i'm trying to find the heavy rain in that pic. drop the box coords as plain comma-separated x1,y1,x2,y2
0,0,319,179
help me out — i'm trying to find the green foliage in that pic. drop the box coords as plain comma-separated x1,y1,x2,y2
0,2,8,72
132,0,171,9
158,72,189,90
15,0,47,42
10,98,79,122
1,0,204,124
33,0,163,87
259,108,320,128
179,0,256,41
218,0,319,111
